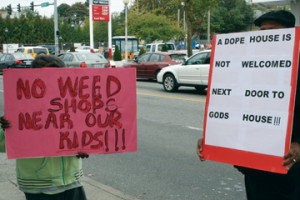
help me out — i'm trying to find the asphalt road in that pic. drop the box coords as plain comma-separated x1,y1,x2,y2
0,76,246,200
83,80,247,200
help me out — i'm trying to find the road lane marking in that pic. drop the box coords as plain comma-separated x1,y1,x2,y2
187,126,203,131
137,91,206,103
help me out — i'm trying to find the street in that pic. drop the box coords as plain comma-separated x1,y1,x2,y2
0,76,246,200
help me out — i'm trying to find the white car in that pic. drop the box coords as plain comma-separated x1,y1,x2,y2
157,50,211,92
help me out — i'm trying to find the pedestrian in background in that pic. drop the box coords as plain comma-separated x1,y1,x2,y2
197,10,300,200
0,55,89,200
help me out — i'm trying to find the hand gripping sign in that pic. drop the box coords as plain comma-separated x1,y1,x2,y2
202,28,300,174
3,68,137,159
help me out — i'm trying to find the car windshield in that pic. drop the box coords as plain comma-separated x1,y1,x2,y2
169,54,186,63
75,53,100,61
158,44,175,51
16,48,24,53
13,54,34,59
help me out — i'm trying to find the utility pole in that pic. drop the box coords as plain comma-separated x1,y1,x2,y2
207,9,210,44
54,0,59,55
89,0,94,50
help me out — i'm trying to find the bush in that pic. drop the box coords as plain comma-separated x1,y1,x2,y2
113,45,122,61
138,47,146,56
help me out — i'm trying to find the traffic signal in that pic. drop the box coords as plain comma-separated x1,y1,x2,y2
30,2,34,11
7,4,12,15
17,4,21,12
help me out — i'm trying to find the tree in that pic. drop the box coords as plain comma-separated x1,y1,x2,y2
57,3,71,18
210,0,253,33
113,45,122,61
128,10,185,42
138,47,146,56
68,3,89,25
135,0,219,56
0,17,5,45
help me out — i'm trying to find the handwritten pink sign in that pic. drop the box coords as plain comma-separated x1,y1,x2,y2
3,68,137,159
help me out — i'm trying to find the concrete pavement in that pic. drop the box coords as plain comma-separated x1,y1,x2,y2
0,154,139,200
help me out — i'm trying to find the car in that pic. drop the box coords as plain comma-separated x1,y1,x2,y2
58,52,109,68
16,46,50,58
0,53,34,74
123,52,186,80
41,45,57,54
157,50,211,92
146,43,176,53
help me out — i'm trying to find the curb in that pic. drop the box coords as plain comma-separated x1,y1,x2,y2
83,177,139,200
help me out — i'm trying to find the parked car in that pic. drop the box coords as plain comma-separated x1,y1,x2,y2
16,46,50,58
123,52,186,80
41,45,57,54
146,43,176,53
59,52,109,68
0,53,34,74
157,50,211,92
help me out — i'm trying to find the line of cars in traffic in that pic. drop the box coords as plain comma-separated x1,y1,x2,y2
0,46,110,75
124,50,211,92
0,44,211,94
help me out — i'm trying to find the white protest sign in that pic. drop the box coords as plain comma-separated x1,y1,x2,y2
203,28,300,174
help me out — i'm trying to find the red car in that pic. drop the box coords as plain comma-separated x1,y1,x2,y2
123,52,186,79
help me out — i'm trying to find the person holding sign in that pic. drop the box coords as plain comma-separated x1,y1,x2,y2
197,10,300,200
0,55,89,200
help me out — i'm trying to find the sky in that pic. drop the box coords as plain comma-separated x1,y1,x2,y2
0,0,128,17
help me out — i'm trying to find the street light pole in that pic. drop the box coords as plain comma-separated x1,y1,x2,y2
5,27,8,53
54,0,59,55
71,23,75,47
181,2,186,50
123,0,129,63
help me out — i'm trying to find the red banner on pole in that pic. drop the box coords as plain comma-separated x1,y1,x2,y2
92,5,109,21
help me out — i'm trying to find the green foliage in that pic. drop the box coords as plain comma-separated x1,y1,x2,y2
57,3,71,18
113,45,122,61
128,10,185,42
0,0,255,52
138,47,146,56
210,0,253,33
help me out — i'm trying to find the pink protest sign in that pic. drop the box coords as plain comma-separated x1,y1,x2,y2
3,68,137,159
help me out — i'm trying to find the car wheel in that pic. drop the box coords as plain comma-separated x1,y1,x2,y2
163,74,178,92
195,86,207,91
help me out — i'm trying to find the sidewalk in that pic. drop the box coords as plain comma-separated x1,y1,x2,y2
0,154,139,200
